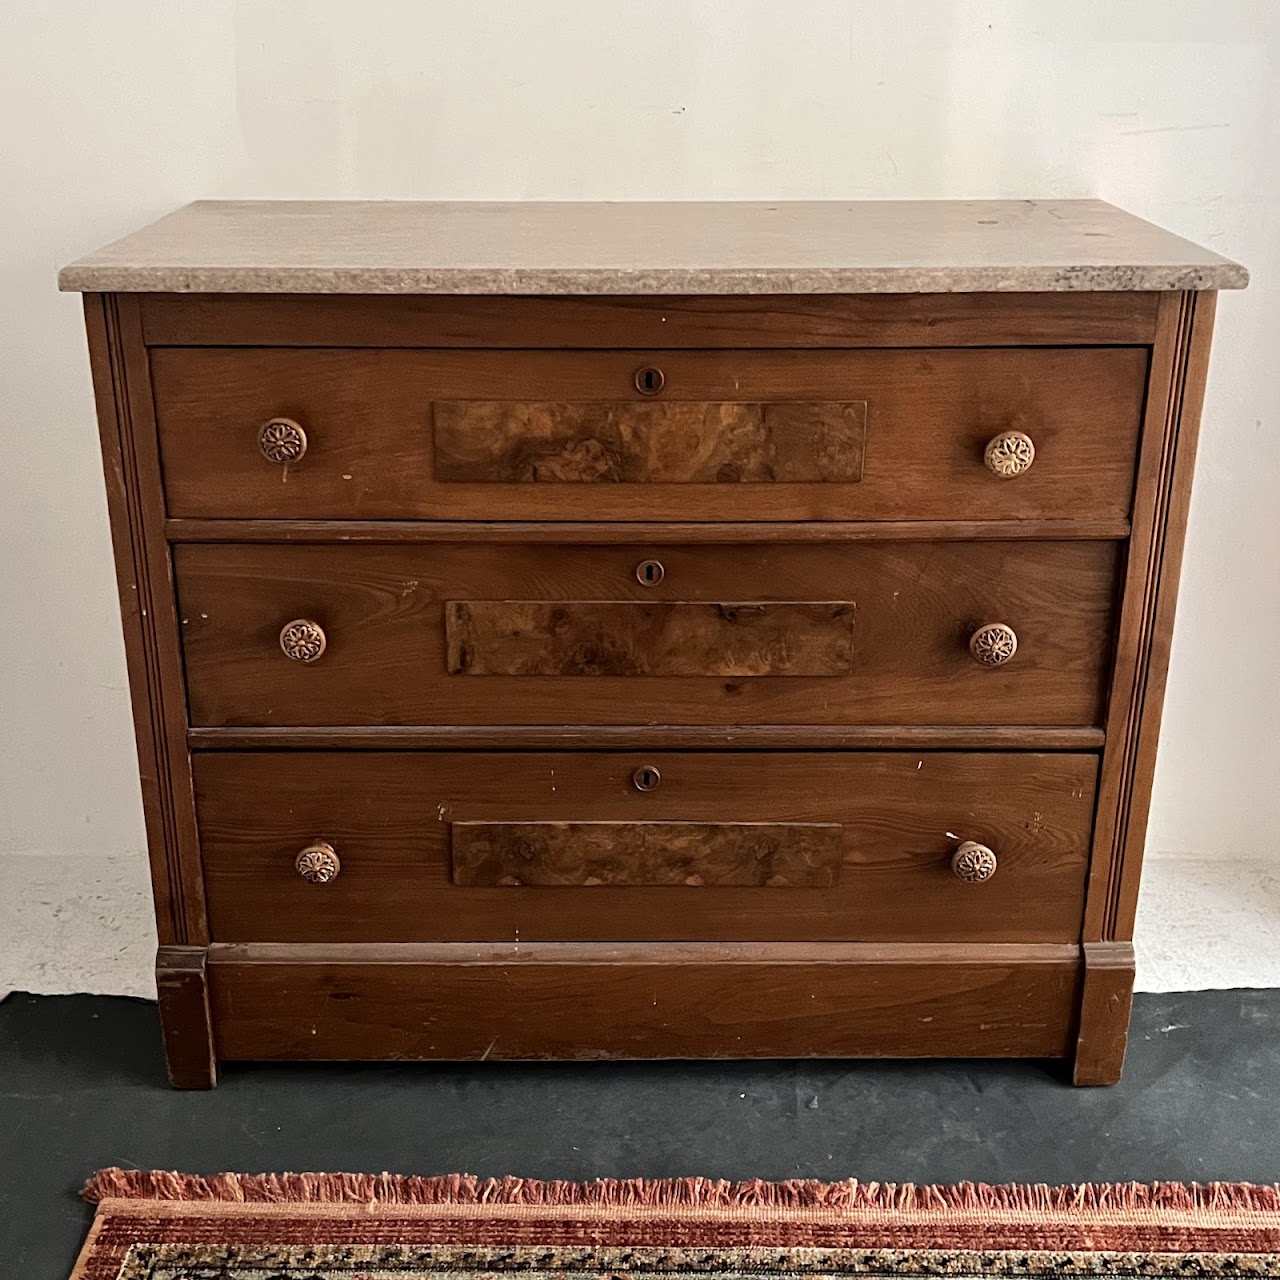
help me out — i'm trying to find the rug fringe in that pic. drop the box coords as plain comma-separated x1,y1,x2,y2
82,1170,1280,1213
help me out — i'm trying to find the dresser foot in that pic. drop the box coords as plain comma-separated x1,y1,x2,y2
156,946,218,1089
1072,941,1135,1086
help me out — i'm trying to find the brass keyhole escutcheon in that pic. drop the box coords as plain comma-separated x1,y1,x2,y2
636,559,665,586
632,765,662,792
634,365,665,396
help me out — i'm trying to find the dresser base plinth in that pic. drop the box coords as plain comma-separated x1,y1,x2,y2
156,945,218,1089
1072,941,1137,1086
187,942,1086,1080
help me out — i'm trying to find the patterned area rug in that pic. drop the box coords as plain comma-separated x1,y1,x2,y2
73,1171,1280,1280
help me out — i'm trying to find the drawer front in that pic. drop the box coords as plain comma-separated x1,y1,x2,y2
152,347,1146,521
195,751,1098,943
175,541,1120,728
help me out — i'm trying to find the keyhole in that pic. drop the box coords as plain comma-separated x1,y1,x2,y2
632,766,661,792
636,559,665,586
634,365,665,396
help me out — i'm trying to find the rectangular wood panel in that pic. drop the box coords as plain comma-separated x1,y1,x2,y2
166,519,1134,544
433,401,866,483
176,541,1118,727
151,347,1146,522
189,725,1109,750
206,941,1082,1062
139,291,1163,348
445,600,856,677
194,750,1098,944
451,821,844,887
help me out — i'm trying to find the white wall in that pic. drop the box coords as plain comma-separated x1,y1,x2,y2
2,3,1277,964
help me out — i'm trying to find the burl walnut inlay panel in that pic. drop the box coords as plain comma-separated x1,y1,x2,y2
444,600,857,677
433,401,867,484
450,821,844,887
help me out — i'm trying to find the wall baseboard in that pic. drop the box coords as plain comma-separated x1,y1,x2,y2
0,851,1274,1000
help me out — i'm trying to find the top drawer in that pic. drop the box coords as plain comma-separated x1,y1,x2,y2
151,347,1147,522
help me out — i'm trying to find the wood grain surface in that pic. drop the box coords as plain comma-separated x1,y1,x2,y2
139,291,1162,348
151,347,1146,521
433,400,866,483
175,540,1119,727
76,281,1222,1086
193,750,1097,943
205,939,1082,1062
1073,940,1136,1086
166,517,1134,543
451,820,843,887
82,296,208,946
445,600,856,677
1085,292,1220,946
187,723,1107,750
155,945,217,1089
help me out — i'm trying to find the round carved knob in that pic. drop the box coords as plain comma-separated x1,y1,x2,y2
279,618,326,663
969,622,1018,667
632,765,662,792
634,365,665,396
295,841,340,884
635,559,665,586
259,417,308,463
951,841,997,883
984,430,1035,478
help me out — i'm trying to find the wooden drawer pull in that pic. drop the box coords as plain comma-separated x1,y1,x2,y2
951,840,997,883
984,430,1035,478
295,841,340,883
969,622,1017,667
279,618,327,663
258,417,307,463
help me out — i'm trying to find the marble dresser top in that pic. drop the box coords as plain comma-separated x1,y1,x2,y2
58,199,1247,295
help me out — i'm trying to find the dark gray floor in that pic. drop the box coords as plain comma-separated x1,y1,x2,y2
3,989,1280,1278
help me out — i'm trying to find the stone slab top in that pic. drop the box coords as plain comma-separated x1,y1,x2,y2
58,199,1248,295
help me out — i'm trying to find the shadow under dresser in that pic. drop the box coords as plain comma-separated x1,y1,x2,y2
58,199,1247,1086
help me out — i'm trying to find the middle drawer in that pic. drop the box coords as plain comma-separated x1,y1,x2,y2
175,540,1120,728
195,750,1098,943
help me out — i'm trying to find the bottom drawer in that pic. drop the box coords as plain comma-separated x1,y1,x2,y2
195,751,1097,943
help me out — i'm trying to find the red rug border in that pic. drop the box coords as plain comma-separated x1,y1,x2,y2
84,1168,1280,1214
73,1174,1280,1280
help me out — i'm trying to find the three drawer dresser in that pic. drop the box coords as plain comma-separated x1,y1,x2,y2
60,200,1247,1087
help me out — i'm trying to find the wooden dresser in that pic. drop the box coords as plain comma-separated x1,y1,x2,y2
60,200,1246,1087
